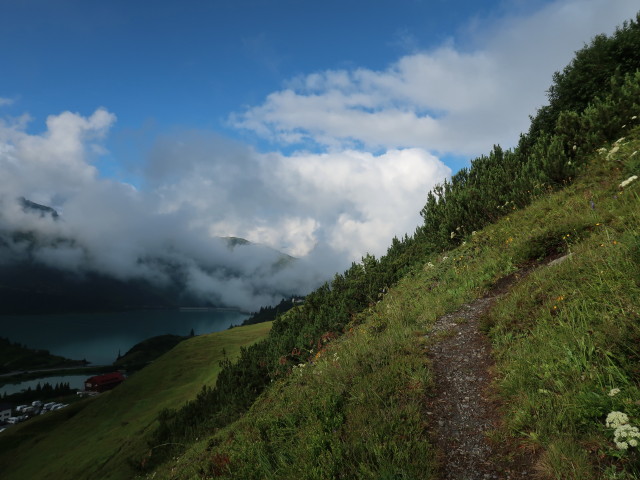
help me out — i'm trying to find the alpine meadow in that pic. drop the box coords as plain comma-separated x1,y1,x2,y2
2,8,640,480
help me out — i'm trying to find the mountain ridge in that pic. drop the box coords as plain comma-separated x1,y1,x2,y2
0,200,297,313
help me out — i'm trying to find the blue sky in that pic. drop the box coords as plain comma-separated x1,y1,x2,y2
1,0,550,166
0,0,638,308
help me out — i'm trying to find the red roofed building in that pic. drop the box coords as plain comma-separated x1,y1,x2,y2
84,372,125,392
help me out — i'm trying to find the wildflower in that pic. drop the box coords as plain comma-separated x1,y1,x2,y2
597,147,608,154
632,116,638,120
614,424,640,450
450,231,456,239
607,145,620,159
608,388,621,397
614,137,626,145
426,262,434,268
442,256,449,261
631,151,638,157
616,440,629,450
462,241,466,246
572,144,577,151
606,411,629,429
619,175,638,188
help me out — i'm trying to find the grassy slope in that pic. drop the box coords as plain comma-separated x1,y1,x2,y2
0,322,272,480
150,128,639,479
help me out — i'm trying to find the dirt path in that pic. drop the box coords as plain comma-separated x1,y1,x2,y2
424,271,536,480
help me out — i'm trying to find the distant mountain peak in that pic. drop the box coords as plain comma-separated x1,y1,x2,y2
223,236,251,249
19,197,59,219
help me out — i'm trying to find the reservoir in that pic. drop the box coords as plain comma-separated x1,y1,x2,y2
0,309,249,366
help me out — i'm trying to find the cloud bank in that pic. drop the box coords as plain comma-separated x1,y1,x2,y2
2,0,638,310
0,109,449,310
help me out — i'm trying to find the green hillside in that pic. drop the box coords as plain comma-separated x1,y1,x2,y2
0,322,272,480
147,126,640,480
141,14,640,480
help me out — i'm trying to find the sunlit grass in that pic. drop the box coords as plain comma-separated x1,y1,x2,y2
0,322,272,480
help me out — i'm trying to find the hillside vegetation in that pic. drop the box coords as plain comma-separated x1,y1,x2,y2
0,322,272,480
141,14,640,479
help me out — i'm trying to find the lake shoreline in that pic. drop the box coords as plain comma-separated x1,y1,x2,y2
0,365,114,387
0,309,249,387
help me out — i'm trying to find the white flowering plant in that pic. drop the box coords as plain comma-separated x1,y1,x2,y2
605,411,640,452
613,423,640,450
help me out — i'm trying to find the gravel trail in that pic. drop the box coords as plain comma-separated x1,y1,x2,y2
424,271,536,479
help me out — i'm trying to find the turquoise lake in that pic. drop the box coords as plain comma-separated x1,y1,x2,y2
0,309,249,366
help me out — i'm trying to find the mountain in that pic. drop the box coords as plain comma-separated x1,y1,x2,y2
18,198,59,220
0,203,296,314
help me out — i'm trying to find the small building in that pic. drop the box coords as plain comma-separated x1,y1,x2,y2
84,372,125,392
0,403,12,423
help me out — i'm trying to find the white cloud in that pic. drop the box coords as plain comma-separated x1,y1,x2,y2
0,108,116,204
0,110,450,310
269,148,450,259
232,0,640,156
0,97,15,107
148,133,450,261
